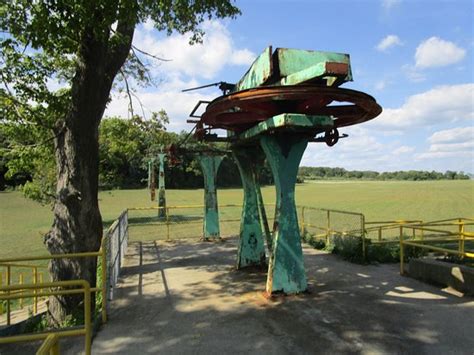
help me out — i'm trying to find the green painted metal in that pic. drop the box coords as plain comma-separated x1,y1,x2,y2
198,155,224,240
238,114,333,141
157,153,166,218
233,47,352,92
233,46,272,92
276,48,352,83
232,146,267,268
256,178,272,255
260,134,308,294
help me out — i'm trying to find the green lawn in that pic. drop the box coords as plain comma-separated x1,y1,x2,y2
1,180,473,259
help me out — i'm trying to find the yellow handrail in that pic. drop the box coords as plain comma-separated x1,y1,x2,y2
36,333,60,355
0,280,92,355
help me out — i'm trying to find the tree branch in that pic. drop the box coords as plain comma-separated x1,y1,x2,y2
119,68,134,119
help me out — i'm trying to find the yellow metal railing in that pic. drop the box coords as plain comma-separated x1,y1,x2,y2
365,220,424,243
300,206,366,257
128,204,260,241
0,280,92,355
37,333,60,355
0,209,129,354
0,262,48,321
399,218,474,274
0,236,107,326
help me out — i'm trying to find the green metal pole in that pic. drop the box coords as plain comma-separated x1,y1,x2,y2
232,146,266,268
198,155,224,241
260,134,308,295
157,153,166,218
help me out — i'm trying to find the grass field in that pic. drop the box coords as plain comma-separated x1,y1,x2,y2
1,180,473,260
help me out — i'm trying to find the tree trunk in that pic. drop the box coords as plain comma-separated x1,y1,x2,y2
44,15,135,323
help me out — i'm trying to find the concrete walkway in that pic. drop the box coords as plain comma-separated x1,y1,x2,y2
89,238,473,354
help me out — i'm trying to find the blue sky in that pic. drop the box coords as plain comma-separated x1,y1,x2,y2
105,0,474,173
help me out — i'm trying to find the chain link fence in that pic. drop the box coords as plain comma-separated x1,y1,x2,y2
104,210,128,300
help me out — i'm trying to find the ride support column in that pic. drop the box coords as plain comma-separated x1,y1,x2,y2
232,146,267,268
198,155,224,241
260,134,308,294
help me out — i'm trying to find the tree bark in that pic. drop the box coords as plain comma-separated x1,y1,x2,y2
44,7,136,324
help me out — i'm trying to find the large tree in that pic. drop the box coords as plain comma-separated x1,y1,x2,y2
0,0,239,322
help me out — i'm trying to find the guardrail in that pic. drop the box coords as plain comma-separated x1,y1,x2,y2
300,206,366,257
0,209,129,354
0,263,47,319
398,218,474,274
128,204,272,241
0,280,92,354
0,238,107,327
365,220,424,243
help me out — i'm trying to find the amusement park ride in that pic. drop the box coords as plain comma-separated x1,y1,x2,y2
155,46,382,296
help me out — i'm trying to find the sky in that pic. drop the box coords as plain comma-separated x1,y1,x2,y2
105,0,474,173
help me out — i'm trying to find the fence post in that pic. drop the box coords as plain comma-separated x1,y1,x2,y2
459,219,465,258
101,236,107,324
19,273,24,309
399,226,404,275
300,206,305,237
166,208,170,241
361,214,366,261
0,272,2,314
84,282,92,355
326,210,330,244
33,267,38,314
6,265,11,325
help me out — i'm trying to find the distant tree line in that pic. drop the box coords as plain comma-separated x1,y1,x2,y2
298,166,470,181
0,114,273,202
1,115,470,202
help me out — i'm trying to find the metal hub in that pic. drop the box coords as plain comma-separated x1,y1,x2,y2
200,85,382,133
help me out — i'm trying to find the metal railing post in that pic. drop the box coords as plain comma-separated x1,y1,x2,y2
101,236,107,324
361,214,366,261
166,207,170,241
0,272,3,314
84,281,92,355
300,206,305,236
326,210,330,244
399,226,404,275
33,267,38,314
6,264,11,325
459,219,465,258
19,273,24,309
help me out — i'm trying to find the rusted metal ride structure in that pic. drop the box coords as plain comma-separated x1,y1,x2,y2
187,46,382,295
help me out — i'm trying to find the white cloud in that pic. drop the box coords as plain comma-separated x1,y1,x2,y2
393,146,415,155
230,49,256,66
415,37,466,68
416,126,474,164
428,126,474,144
301,126,391,170
132,20,255,80
376,35,403,52
382,0,401,11
402,64,426,83
105,76,220,132
368,84,474,130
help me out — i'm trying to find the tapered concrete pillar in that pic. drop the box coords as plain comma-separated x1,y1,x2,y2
260,134,308,294
232,146,267,268
198,155,223,240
